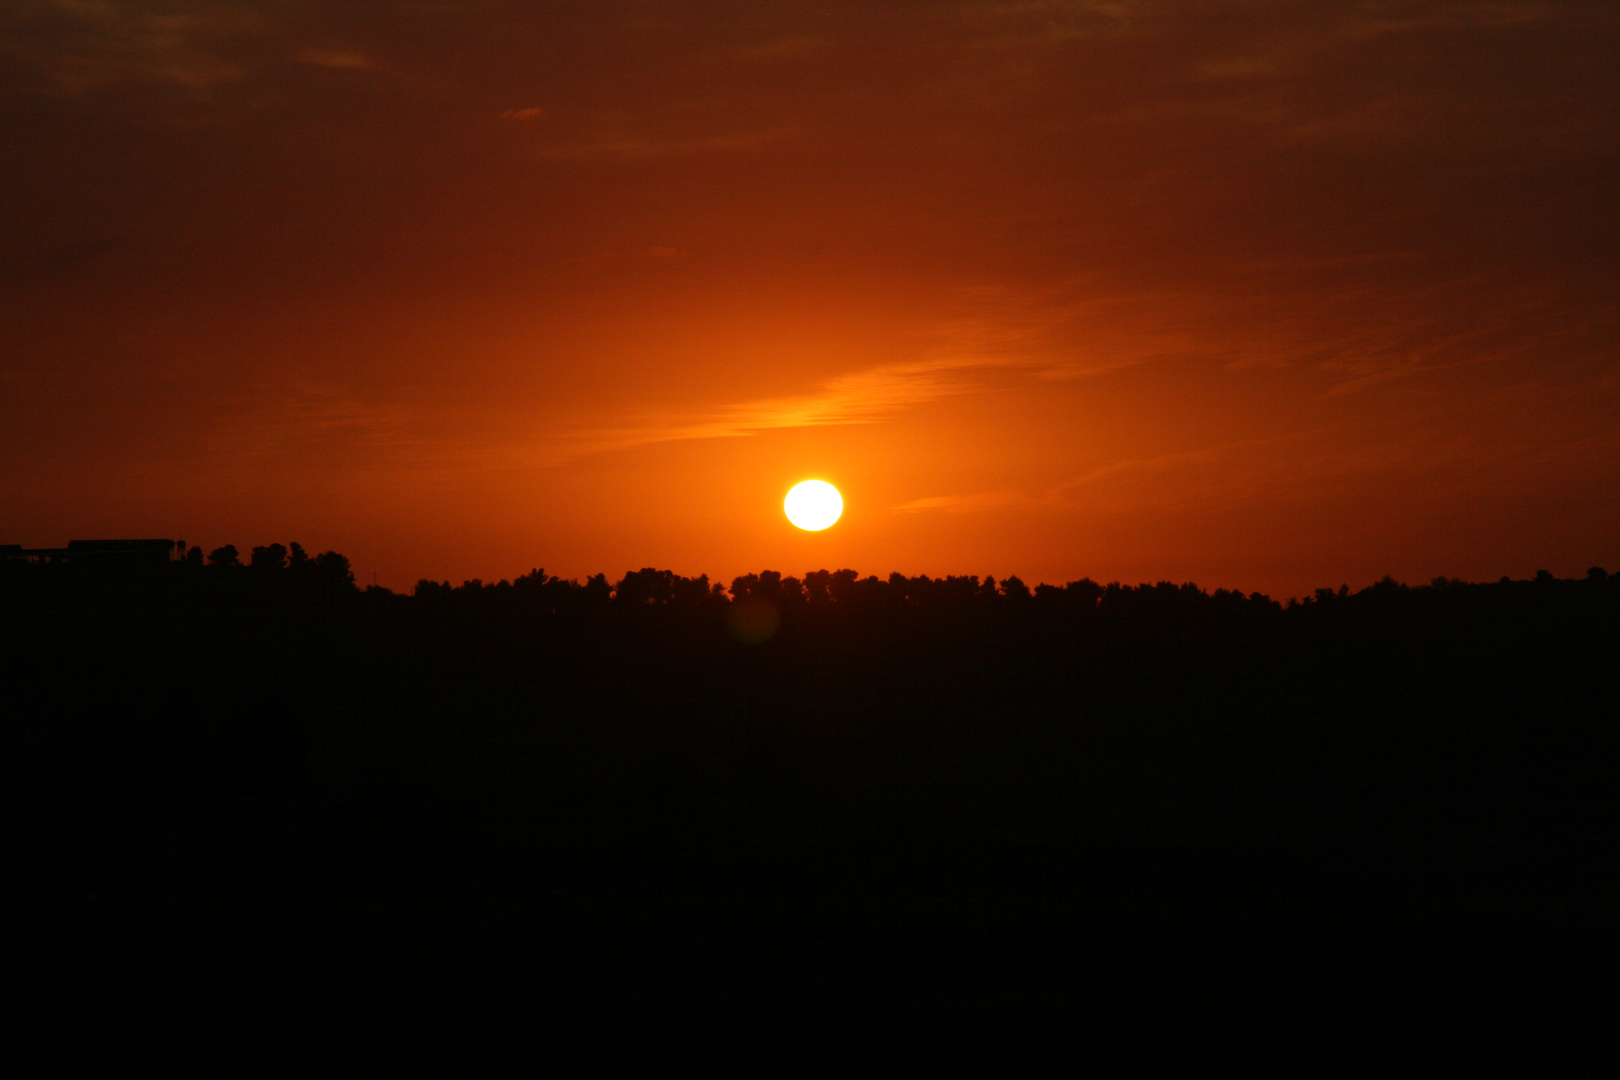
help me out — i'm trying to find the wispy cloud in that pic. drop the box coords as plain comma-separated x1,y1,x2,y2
883,440,1291,521
891,491,1032,514
1036,421,1524,515
0,4,384,99
891,431,1379,520
957,1,1146,46
296,46,371,70
737,34,827,61
219,381,416,465
534,126,795,161
546,356,1007,464
0,0,267,95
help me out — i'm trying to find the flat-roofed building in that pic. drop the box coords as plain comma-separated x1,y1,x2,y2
2,539,179,566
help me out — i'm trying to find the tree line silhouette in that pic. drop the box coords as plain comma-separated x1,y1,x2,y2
10,538,1613,638
4,541,1614,1062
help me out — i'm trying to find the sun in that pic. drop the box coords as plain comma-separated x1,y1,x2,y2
784,480,843,531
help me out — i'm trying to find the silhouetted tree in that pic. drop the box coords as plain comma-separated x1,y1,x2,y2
312,550,355,590
803,569,833,605
1066,578,1104,607
251,543,289,571
616,568,676,606
672,573,718,608
582,572,611,606
731,570,803,606
208,545,240,567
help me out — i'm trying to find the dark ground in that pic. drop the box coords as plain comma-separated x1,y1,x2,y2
4,560,1615,1067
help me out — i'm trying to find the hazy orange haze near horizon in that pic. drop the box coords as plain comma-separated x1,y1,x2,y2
3,1,1617,596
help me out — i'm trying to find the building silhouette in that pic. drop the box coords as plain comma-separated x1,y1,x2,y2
1,539,179,567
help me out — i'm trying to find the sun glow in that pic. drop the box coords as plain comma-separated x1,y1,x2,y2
784,480,843,531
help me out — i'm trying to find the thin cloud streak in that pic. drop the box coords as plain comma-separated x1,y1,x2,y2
0,0,268,95
531,126,798,162
544,356,1010,465
214,381,420,467
891,491,1033,514
296,47,371,70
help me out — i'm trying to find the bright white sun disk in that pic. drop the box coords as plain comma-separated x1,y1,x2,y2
784,480,843,531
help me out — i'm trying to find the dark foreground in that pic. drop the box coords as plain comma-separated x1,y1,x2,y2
4,559,1615,1065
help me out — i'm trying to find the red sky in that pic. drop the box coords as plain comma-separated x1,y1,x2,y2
3,1,1617,596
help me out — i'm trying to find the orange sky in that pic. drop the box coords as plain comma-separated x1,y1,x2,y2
3,1,1617,596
